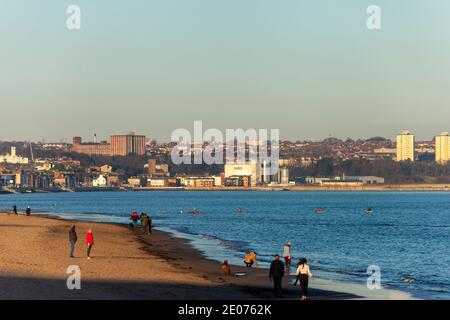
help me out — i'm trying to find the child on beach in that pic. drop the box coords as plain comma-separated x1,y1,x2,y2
296,258,313,300
86,229,94,259
221,260,232,276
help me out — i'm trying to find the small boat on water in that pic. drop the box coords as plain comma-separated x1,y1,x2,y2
188,210,202,215
365,208,374,214
315,207,326,214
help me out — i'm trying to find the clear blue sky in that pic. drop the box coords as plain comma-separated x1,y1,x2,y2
1,0,449,142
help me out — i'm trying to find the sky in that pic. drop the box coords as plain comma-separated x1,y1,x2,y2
1,0,450,142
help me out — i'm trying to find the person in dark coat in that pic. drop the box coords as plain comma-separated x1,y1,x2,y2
26,206,31,216
69,225,78,258
141,213,150,235
148,215,152,234
12,205,18,215
269,254,285,298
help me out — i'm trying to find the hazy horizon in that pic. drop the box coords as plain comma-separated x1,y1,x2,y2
1,1,450,142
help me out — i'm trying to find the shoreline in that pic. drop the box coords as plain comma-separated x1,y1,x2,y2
2,184,450,194
0,212,414,300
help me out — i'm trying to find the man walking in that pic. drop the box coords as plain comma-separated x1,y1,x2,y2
269,254,285,298
69,225,77,258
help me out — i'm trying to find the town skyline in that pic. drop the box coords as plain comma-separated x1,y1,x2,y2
1,129,449,144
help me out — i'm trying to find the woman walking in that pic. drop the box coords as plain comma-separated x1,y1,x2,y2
86,229,95,259
296,258,313,300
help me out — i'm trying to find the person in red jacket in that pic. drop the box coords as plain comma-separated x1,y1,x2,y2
86,229,94,259
130,211,139,227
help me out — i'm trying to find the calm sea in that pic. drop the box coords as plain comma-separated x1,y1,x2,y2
1,191,449,299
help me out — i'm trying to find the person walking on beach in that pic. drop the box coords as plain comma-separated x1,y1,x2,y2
26,206,31,216
269,254,285,298
244,251,258,268
141,213,150,235
12,205,18,215
283,241,292,271
148,214,152,234
130,211,139,227
86,229,94,259
69,225,78,258
296,258,313,300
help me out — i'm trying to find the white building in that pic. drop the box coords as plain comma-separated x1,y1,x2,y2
93,175,107,187
148,178,168,187
224,161,261,186
344,176,385,184
396,131,415,161
436,132,450,164
0,147,29,164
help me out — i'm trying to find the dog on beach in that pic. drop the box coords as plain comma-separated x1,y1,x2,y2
221,260,232,276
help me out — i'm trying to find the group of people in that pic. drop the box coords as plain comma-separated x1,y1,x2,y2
10,205,31,216
69,225,95,259
243,241,313,300
130,211,152,234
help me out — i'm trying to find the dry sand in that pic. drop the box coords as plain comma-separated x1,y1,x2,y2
0,213,410,300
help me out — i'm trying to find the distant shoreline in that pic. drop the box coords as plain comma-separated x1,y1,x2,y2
2,183,450,194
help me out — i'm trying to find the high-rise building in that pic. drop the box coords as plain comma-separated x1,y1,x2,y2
435,132,450,164
110,132,147,156
396,131,415,162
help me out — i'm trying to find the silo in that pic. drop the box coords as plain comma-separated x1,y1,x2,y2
278,167,289,185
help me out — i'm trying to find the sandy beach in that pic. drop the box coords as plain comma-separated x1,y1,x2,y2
0,212,412,300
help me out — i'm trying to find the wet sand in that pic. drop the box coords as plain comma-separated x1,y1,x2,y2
0,212,410,300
